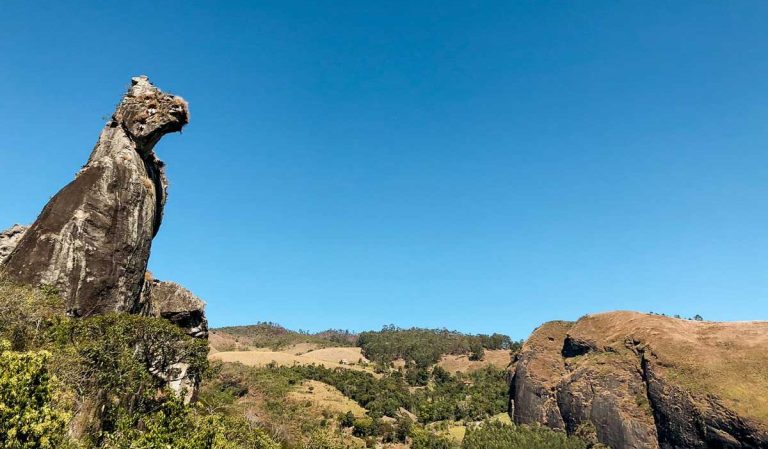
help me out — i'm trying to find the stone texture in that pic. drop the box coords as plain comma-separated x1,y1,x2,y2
0,224,27,263
509,312,768,449
144,279,208,338
1,77,188,317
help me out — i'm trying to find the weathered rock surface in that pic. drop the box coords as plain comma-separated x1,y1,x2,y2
139,278,207,402
1,77,188,317
0,224,27,263
144,279,208,338
509,312,768,449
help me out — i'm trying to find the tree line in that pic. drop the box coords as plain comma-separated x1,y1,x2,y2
357,326,522,368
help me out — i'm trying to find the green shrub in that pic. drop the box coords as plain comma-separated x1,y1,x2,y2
462,421,587,449
0,278,280,448
410,428,458,449
0,340,70,449
304,428,353,449
414,366,508,422
358,327,518,369
48,313,209,438
0,277,63,350
102,398,279,449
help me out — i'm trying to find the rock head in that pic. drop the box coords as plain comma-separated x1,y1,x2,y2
1,77,188,317
509,311,768,448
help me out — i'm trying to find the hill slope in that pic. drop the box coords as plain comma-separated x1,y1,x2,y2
509,311,768,449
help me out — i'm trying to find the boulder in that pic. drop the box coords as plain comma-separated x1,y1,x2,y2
0,224,27,263
144,279,208,338
509,311,768,449
1,77,188,317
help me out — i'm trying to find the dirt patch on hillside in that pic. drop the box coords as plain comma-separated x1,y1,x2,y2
302,347,368,364
438,349,511,373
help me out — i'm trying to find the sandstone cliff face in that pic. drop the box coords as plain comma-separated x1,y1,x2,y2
509,312,768,449
1,77,188,317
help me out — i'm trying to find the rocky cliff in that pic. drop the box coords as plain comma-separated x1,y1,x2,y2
2,76,187,317
509,311,768,449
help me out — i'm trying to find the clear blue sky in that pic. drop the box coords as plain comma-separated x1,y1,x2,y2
2,1,767,339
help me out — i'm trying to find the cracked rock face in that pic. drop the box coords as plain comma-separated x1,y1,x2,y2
1,77,188,317
509,311,768,449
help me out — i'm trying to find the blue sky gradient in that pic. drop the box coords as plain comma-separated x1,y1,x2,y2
2,1,768,339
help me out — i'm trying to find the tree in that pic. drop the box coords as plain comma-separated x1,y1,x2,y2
468,340,485,361
340,411,355,428
411,428,458,449
462,421,587,449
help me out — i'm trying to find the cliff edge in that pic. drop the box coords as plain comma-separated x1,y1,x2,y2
509,311,768,449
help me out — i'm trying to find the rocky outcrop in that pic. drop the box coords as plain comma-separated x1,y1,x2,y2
139,278,207,402
1,77,188,317
0,224,27,263
1,78,208,412
509,312,768,449
144,279,208,338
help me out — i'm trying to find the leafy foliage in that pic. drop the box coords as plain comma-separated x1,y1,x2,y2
357,326,519,368
227,360,508,425
0,276,279,449
461,421,587,449
0,340,70,449
47,313,209,441
101,398,278,449
410,427,458,449
414,366,509,423
0,277,63,350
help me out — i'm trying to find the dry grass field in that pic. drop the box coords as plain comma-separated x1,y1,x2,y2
209,348,374,373
437,349,512,373
287,380,367,416
301,347,368,364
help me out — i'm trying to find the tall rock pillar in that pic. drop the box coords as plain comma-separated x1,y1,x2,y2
1,76,189,317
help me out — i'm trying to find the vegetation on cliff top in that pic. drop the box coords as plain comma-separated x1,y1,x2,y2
0,275,277,448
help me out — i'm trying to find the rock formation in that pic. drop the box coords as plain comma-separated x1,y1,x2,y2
0,224,27,263
1,77,209,408
141,278,208,402
1,76,188,317
509,311,768,449
144,278,208,338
